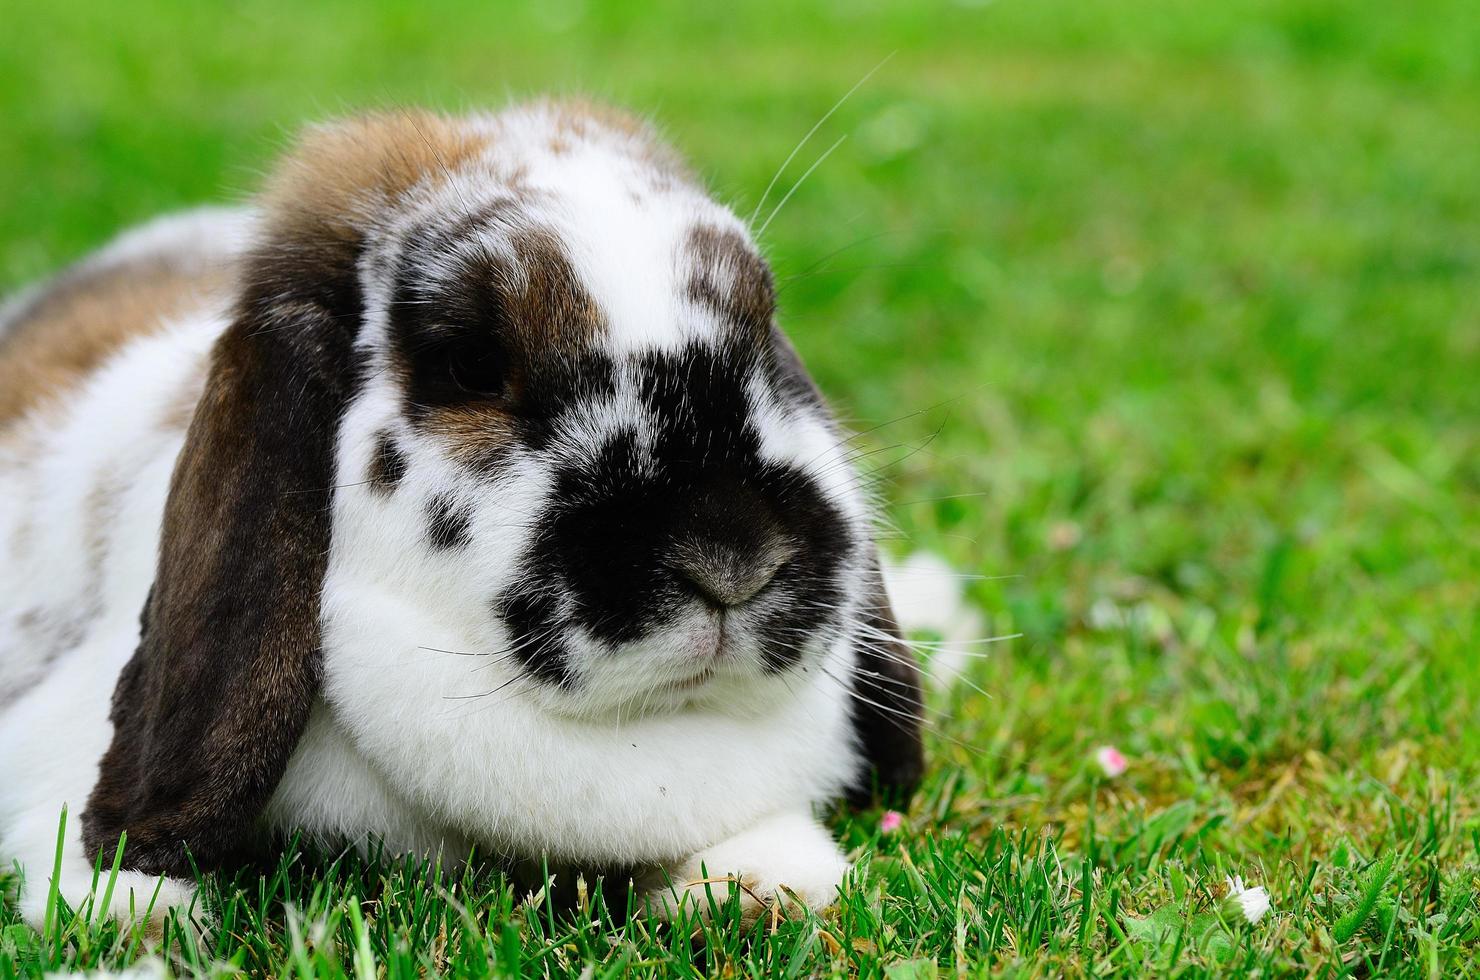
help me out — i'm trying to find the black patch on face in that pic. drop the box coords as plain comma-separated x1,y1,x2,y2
495,341,855,684
368,433,408,494
391,250,518,415
513,350,619,452
493,589,576,688
426,495,472,550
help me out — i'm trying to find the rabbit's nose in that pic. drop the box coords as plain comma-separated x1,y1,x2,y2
671,537,796,609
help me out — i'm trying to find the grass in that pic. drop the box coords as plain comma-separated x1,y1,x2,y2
3,0,1478,974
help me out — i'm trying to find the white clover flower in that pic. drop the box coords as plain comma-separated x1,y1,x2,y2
1224,875,1271,924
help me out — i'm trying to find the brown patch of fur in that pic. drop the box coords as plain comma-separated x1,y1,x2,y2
422,404,520,475
83,280,347,875
81,116,385,875
260,110,489,245
0,257,233,428
506,227,605,349
685,225,776,334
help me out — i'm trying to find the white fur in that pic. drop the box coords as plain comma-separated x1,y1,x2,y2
0,106,880,930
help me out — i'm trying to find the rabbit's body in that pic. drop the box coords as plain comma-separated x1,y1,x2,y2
0,103,922,930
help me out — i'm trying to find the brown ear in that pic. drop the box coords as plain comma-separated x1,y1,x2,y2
769,325,926,807
79,253,355,875
81,111,483,876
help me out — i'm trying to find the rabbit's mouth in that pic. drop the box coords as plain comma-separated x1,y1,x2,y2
688,614,727,660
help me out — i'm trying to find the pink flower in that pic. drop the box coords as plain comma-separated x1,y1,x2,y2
1095,745,1128,778
880,810,904,833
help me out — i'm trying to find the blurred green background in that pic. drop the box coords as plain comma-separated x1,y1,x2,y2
3,0,1478,972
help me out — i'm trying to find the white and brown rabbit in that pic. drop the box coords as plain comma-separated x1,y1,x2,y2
0,101,924,930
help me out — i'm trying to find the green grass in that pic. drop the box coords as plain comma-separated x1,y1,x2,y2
3,0,1478,975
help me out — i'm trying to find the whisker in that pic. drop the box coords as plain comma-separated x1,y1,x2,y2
747,52,894,228
757,135,847,239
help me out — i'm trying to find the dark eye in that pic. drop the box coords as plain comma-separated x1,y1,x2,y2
444,334,507,398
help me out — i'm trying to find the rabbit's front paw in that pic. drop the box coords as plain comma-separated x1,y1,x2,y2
21,868,200,941
647,810,849,923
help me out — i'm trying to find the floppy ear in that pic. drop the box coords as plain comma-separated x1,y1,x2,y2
769,325,926,807
81,112,486,876
79,241,357,875
844,560,926,807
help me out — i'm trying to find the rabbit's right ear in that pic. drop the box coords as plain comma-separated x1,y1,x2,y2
768,325,926,807
81,113,487,876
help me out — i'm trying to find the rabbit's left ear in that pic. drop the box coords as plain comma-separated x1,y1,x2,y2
81,113,485,876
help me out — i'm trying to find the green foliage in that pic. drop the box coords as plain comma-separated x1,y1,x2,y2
3,0,1478,974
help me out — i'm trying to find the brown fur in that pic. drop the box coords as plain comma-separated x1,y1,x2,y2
82,257,350,874
260,110,489,244
420,403,521,473
0,255,232,428
505,227,606,349
685,224,776,334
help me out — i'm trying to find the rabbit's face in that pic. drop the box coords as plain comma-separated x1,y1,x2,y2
343,117,873,718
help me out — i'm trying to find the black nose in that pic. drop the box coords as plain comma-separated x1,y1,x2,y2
672,537,795,609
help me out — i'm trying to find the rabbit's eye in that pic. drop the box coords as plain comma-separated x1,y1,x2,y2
444,335,507,399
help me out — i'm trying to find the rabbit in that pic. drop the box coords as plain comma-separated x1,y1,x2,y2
0,101,924,932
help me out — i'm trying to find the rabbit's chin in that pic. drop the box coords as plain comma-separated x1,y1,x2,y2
295,575,863,868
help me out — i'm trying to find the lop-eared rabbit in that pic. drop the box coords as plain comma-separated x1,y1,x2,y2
0,102,923,930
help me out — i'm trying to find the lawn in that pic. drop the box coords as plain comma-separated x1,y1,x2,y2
3,0,1479,975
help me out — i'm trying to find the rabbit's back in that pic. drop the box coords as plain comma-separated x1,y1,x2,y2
0,207,250,710
0,208,249,426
